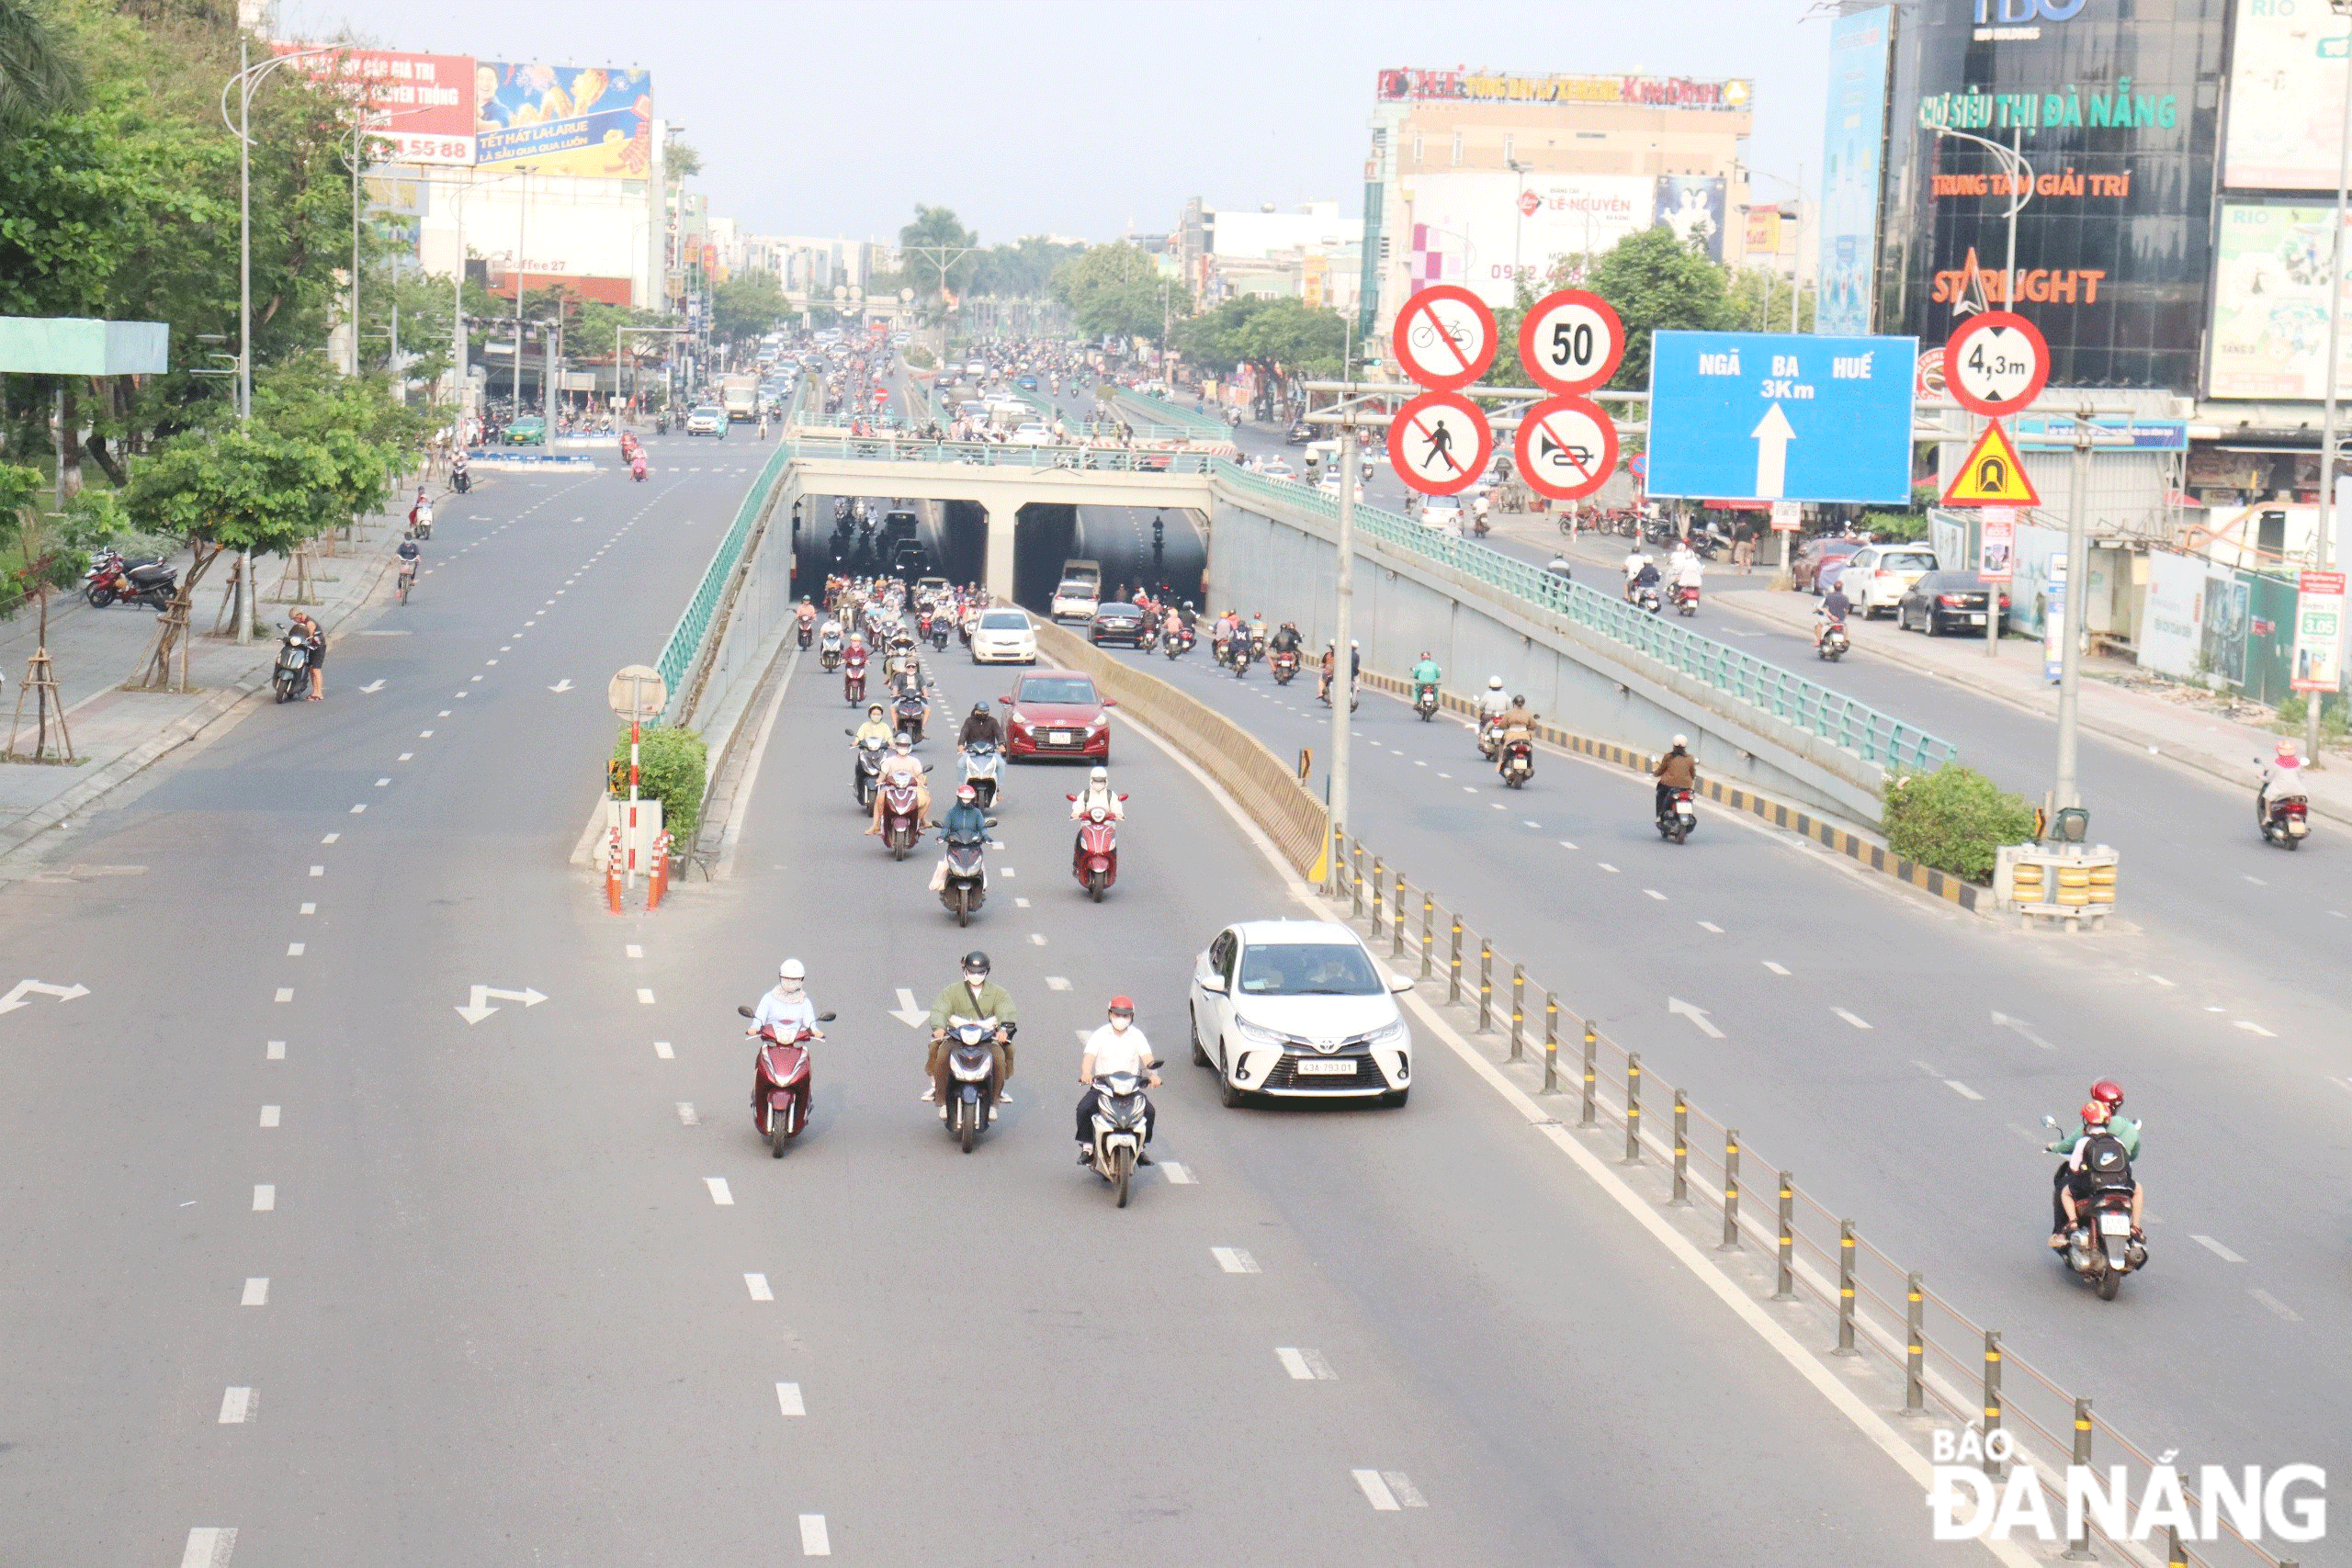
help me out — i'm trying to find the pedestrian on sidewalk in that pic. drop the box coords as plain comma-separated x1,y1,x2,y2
1734,528,1756,575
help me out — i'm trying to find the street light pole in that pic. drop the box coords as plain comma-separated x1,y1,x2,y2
2052,406,2095,814
1329,421,1357,888
2310,0,2352,763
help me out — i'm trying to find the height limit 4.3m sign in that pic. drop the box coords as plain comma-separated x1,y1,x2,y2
1645,331,1918,505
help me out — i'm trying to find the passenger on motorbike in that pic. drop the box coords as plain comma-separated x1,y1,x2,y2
866,734,932,835
2046,1080,2142,1236
1269,621,1303,658
2052,1100,2144,1247
1495,696,1536,775
1654,735,1698,820
925,950,1018,1106
1075,996,1159,1164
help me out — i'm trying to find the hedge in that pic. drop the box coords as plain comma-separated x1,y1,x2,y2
1883,762,2036,883
613,725,708,845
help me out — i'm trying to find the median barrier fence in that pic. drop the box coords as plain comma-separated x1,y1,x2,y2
1320,809,2288,1568
652,436,795,722
1114,387,1233,440
1032,622,1325,875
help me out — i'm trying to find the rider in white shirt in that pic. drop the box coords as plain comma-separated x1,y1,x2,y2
750,959,821,1040
1069,765,1125,821
1075,996,1159,1163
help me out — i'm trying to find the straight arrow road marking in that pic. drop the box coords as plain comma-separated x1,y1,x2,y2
888,987,928,1027
0,979,90,1014
548,679,574,693
1990,1010,2056,1050
358,680,386,694
454,985,548,1024
1668,998,1724,1039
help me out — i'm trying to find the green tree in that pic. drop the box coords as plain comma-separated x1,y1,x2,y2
1582,226,1739,389
899,204,980,298
0,0,81,130
971,236,1085,299
1174,296,1348,387
1727,269,1815,333
1050,242,1178,344
713,270,788,343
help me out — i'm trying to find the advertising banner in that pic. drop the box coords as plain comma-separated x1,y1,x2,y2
1816,5,1894,336
1978,506,2016,581
2207,201,2352,400
2043,552,2068,683
2292,569,2346,693
2222,0,2352,190
1405,173,1657,307
289,48,476,165
1653,176,1728,263
477,62,653,178
1375,68,1751,113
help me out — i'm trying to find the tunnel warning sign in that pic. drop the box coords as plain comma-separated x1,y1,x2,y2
1941,420,2040,507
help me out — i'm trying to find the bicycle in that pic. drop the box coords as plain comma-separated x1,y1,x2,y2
397,562,416,605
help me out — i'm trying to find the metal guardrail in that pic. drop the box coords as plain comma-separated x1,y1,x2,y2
1115,387,1232,438
1033,621,1326,874
1320,819,2284,1568
782,434,1221,476
652,436,795,720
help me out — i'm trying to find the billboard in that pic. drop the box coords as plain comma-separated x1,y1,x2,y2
2206,201,2352,400
2222,0,2352,189
476,62,653,178
1654,175,1728,263
1816,5,1893,334
1375,67,1751,113
289,48,476,165
1405,172,1657,306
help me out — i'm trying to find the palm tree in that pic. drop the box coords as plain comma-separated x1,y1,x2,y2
0,0,82,130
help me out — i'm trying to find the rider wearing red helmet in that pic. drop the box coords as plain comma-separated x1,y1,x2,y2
2049,1100,2144,1247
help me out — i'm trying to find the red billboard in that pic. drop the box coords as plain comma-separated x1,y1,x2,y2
288,48,477,166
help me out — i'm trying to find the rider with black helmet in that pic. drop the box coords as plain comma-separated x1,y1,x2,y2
924,950,1019,1109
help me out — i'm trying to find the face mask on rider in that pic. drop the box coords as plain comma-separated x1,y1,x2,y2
778,978,803,997
1107,1014,1129,1033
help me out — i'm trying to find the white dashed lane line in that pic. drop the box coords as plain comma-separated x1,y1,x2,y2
241,1278,268,1306
1211,1247,1260,1274
2192,1235,2246,1263
745,1273,774,1301
1833,1008,1873,1030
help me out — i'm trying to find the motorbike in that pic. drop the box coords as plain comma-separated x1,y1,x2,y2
1476,715,1506,761
271,628,312,704
630,457,648,482
1817,621,1850,662
1083,1070,1153,1207
878,778,922,860
797,615,816,649
1673,583,1701,616
1272,649,1299,686
938,1017,1006,1152
1657,787,1697,844
737,1004,836,1156
408,508,433,541
1069,795,1125,900
2256,766,2311,849
1231,646,1251,679
1319,679,1360,712
84,549,176,610
1162,626,1194,660
937,823,995,925
1636,583,1664,615
1136,623,1159,652
452,465,470,495
849,733,887,808
843,655,868,705
1249,629,1269,662
1414,683,1440,721
1498,733,1536,788
893,688,929,745
819,630,844,672
932,619,951,651
2040,1118,2146,1301
959,741,1003,808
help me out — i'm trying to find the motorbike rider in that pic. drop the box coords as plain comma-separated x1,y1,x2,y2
1409,651,1443,704
933,781,993,891
289,609,326,701
925,950,1018,1107
1632,556,1663,602
1815,581,1854,649
1673,550,1704,599
866,733,932,835
1247,611,1269,653
957,701,1003,750
1654,735,1698,820
450,451,469,492
747,958,823,1110
2046,1079,2142,1237
1621,545,1648,597
2051,1100,2144,1247
1075,996,1159,1166
851,701,894,782
1495,694,1536,775
1268,620,1303,660
408,486,434,536
1069,763,1125,829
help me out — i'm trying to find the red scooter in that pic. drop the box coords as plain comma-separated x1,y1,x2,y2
879,778,922,861
1673,583,1701,616
1068,795,1126,901
630,454,649,482
843,649,868,705
736,1004,835,1156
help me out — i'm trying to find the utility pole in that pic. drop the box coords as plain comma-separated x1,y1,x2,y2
1330,421,1358,887
2052,405,2095,814
2311,0,2352,763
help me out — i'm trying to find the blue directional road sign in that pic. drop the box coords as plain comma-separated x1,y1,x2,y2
1645,331,1918,505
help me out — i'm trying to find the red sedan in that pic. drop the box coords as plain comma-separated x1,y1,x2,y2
1000,670,1114,762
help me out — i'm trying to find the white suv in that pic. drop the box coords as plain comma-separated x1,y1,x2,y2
1845,545,1940,617
1049,579,1100,621
1189,920,1415,1107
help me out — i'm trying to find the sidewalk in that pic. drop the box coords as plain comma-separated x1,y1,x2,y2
0,483,422,870
1482,508,2352,820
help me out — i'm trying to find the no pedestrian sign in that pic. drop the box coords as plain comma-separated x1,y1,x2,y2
1389,391,1492,496
1513,396,1617,502
1392,284,1497,390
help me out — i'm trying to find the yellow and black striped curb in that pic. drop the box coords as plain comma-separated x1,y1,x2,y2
1355,671,1986,914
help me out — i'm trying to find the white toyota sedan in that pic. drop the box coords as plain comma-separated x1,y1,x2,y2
969,606,1039,664
1189,919,1414,1106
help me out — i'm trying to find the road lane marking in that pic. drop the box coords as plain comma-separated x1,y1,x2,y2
2251,1289,2301,1323
1596,863,1619,874
799,1516,831,1556
1833,1008,1872,1030
300,903,315,916
438,709,450,716
1000,866,1016,878
1353,1470,1401,1510
266,1041,284,1060
2242,874,2267,886
775,1382,806,1416
1523,820,1540,829
252,1185,275,1213
637,988,657,1004
1014,897,1031,908
653,1040,673,1058
1698,920,1723,932
706,1178,733,1205
1277,1348,1337,1380
241,1278,268,1306
349,804,366,814
320,833,338,844
286,943,304,957
676,1103,698,1126
2234,1021,2276,1037
626,944,643,959
374,777,390,787
1437,772,1450,778
1559,840,1577,850
310,865,323,876
218,1387,254,1424
258,1106,279,1128
1762,962,1790,976
179,1527,236,1567
2191,1235,2245,1263
1643,888,1667,901
1943,1080,1984,1100
1385,1472,1430,1507
2144,973,2175,987
745,1273,774,1301
1045,976,1070,990
273,988,292,1003
1029,933,1046,946
1211,1247,1260,1274
1159,1161,1195,1184
419,729,434,738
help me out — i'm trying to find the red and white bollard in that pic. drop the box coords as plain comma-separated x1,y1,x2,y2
646,830,673,912
605,825,625,915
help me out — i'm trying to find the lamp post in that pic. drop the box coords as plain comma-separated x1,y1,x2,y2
1508,158,1532,301
2311,0,2352,764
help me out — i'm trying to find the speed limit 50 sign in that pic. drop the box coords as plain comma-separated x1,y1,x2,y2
1518,289,1624,394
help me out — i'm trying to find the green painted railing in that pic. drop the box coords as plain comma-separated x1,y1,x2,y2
653,435,797,719
785,434,1220,475
1115,387,1231,438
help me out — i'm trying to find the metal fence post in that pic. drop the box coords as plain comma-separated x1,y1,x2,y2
1835,1221,1858,1354
1476,940,1493,1032
1669,1092,1690,1205
1391,874,1408,960
2165,1529,2185,1568
1622,1053,1642,1164
1508,965,1525,1062
1773,1172,1797,1300
2063,1398,2095,1561
1904,1273,1926,1416
1419,892,1434,978
1368,856,1383,937
1542,996,1560,1093
1447,918,1464,1003
1718,1130,1740,1250
1350,840,1363,919
1982,1331,2005,1479
1577,1021,1598,1126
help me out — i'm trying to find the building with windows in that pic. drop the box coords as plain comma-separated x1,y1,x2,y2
1357,67,1758,351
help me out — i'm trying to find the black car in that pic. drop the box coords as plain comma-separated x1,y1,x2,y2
1286,421,1314,445
1894,570,2009,636
1088,602,1148,646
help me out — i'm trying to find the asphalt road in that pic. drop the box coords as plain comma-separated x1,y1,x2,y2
1052,503,2352,1512
0,436,1991,1566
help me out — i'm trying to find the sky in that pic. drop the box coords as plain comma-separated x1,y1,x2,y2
274,0,1836,245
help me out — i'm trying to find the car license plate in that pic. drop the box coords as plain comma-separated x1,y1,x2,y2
1295,1058,1354,1076
1050,730,1074,745
2097,1213,2131,1235
1968,613,1986,625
